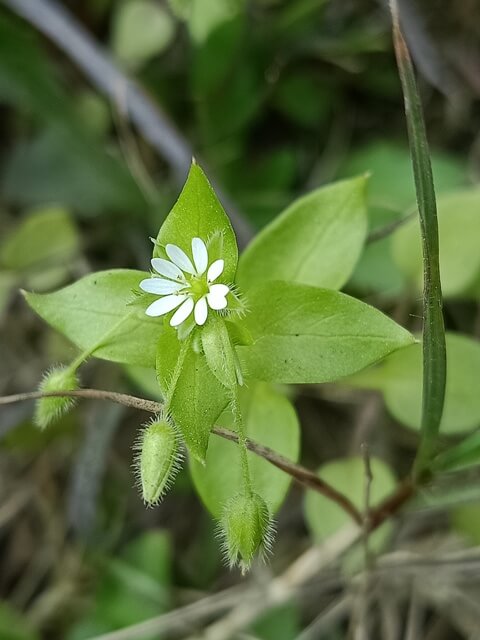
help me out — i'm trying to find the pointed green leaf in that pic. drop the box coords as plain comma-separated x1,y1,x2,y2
238,281,414,384
237,176,368,291
190,382,300,517
156,325,229,462
24,270,159,367
154,163,238,282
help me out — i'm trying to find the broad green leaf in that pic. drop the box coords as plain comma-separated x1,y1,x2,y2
238,177,368,291
112,0,175,68
238,281,414,384
24,270,160,367
154,163,238,282
156,325,229,462
0,206,79,273
190,382,300,517
432,429,480,473
347,333,480,434
304,457,396,554
392,189,480,297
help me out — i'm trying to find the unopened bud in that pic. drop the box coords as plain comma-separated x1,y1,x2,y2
219,492,274,573
135,417,183,506
34,366,79,430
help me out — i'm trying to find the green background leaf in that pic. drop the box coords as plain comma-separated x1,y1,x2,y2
392,189,480,298
24,270,159,367
238,176,367,291
304,456,396,553
238,281,414,384
111,0,176,68
347,332,480,434
190,382,300,517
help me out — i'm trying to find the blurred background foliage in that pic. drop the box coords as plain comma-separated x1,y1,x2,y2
2,0,480,638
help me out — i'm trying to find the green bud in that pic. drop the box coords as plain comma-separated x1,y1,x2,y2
219,492,274,573
135,417,183,506
34,366,79,430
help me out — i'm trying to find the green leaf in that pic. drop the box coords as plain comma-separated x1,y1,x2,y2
238,281,414,384
393,189,480,298
347,333,480,435
24,270,160,367
112,0,175,68
190,382,300,517
154,163,238,282
237,177,368,291
432,429,480,473
156,325,229,462
0,206,80,273
304,457,396,553
201,316,237,389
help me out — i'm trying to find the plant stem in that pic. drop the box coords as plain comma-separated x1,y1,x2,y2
0,387,363,524
391,0,446,478
162,335,191,415
230,390,253,495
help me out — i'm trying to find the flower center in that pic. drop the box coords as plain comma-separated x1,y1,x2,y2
188,275,209,299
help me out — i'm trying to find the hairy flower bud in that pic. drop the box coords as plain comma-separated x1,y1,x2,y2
34,366,79,430
135,417,183,506
219,492,274,573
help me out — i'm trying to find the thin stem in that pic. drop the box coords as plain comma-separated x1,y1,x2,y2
391,0,446,477
163,335,191,414
0,388,362,525
230,391,253,495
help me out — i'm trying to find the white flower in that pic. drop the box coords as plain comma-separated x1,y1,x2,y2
140,237,230,327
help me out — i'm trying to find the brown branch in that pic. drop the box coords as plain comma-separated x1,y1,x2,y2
0,389,363,524
213,426,363,525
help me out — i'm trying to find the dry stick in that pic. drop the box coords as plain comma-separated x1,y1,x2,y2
0,0,253,248
0,389,363,525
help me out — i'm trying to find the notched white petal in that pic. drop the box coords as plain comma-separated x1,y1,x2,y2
209,283,230,297
194,296,208,326
207,259,224,282
145,294,186,317
151,258,185,281
140,278,185,295
166,244,196,274
170,297,194,326
192,237,208,275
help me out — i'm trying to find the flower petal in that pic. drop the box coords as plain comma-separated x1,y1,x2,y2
207,284,229,310
140,278,186,295
192,237,208,275
194,296,208,326
209,283,230,297
166,243,196,274
170,297,194,326
151,258,185,281
145,294,186,317
207,259,224,282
